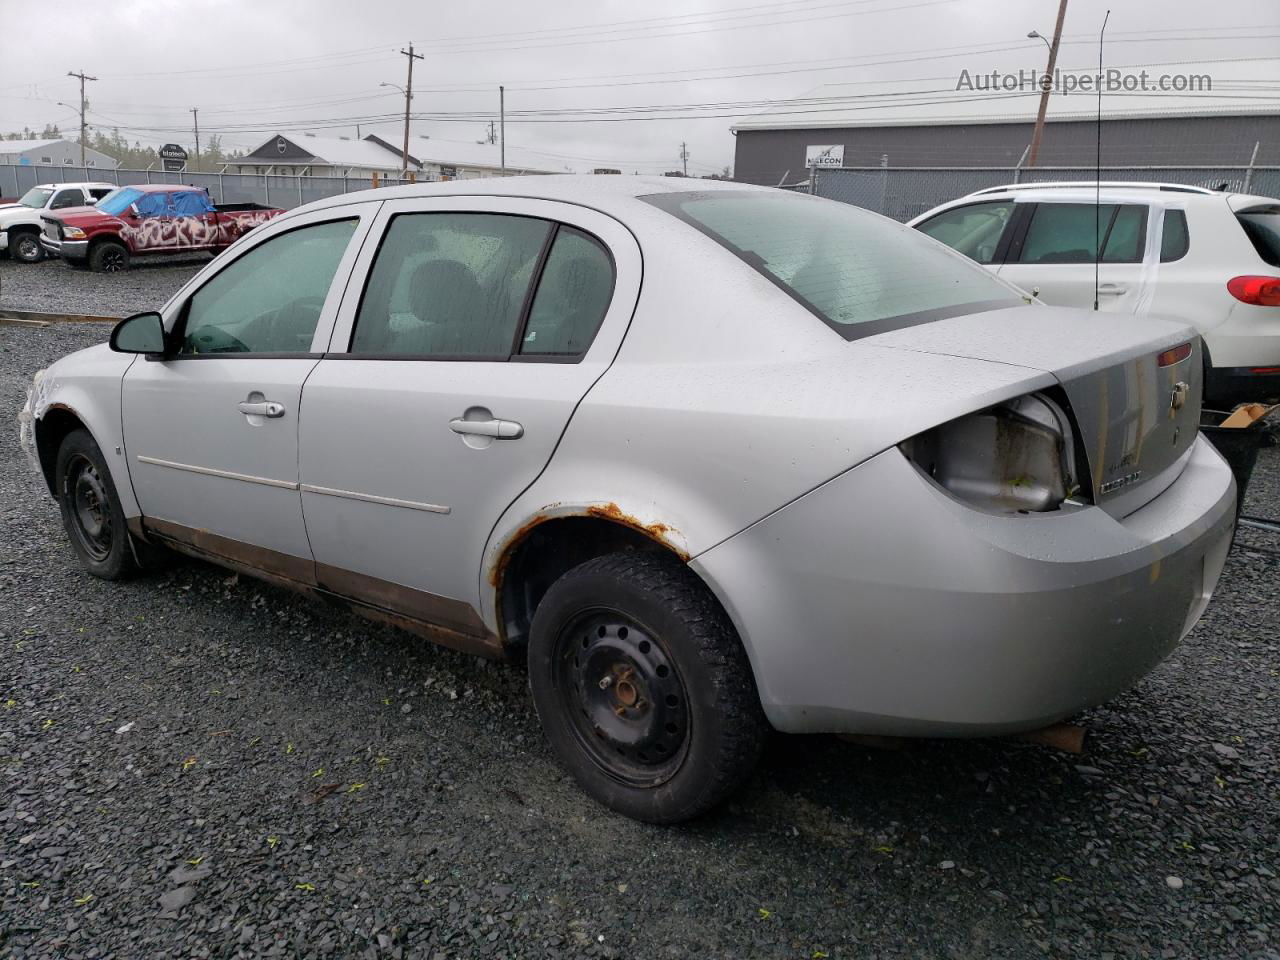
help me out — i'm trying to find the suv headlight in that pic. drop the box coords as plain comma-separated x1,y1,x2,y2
899,392,1081,513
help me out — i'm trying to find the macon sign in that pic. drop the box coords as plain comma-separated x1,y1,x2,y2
805,144,845,168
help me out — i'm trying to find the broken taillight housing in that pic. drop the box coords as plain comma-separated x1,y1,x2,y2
899,393,1081,513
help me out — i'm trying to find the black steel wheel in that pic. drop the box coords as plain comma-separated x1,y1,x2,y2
554,610,692,788
11,231,44,263
55,428,141,579
528,551,768,823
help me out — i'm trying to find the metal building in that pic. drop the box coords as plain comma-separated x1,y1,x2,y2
0,138,118,171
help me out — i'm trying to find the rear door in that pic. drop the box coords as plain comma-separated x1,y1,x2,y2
298,196,640,632
997,201,1149,312
122,204,376,577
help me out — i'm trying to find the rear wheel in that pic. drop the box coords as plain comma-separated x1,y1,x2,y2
528,551,768,823
10,230,44,263
55,429,141,579
89,240,129,273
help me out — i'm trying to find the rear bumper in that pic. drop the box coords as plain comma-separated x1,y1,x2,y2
693,436,1236,736
1206,365,1280,406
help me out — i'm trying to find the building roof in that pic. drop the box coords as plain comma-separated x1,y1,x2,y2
731,66,1280,132
365,135,567,174
0,138,69,152
242,134,414,171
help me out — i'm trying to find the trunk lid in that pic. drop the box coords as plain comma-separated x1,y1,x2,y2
867,304,1202,517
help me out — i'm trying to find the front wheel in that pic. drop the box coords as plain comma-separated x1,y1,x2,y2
10,231,45,263
55,429,141,579
89,240,129,273
528,552,768,823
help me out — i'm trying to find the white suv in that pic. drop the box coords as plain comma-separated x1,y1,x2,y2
0,182,116,263
909,182,1280,405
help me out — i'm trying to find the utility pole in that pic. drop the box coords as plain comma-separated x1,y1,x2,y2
680,141,689,177
1027,0,1068,167
190,107,200,173
499,86,506,175
67,69,97,167
399,43,424,177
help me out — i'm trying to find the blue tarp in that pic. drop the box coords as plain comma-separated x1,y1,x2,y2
96,187,143,216
171,190,215,216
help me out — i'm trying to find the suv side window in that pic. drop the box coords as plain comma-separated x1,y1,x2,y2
1017,203,1146,264
520,226,614,356
914,200,1014,264
1160,209,1190,262
49,189,84,209
179,218,357,355
351,212,552,358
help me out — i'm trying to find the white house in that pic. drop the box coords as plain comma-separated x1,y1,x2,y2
362,134,565,179
0,138,118,170
232,134,414,178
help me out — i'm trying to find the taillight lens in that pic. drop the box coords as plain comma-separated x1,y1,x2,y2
1227,275,1280,306
899,393,1080,513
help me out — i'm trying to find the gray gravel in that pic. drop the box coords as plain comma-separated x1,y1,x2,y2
0,255,206,318
3,323,1279,960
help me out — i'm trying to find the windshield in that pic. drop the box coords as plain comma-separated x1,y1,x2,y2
96,187,146,217
18,188,53,209
1237,206,1280,268
642,190,1023,339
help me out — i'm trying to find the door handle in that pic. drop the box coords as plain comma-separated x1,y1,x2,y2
449,417,523,439
238,400,285,418
1097,282,1129,295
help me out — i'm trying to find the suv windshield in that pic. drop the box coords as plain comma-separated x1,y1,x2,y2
18,188,53,208
96,187,145,217
643,190,1022,339
1237,205,1280,268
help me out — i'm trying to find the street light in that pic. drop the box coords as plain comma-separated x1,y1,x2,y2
379,81,406,96
1027,30,1053,52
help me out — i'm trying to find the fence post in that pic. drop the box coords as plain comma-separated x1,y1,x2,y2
1013,145,1030,184
1244,141,1260,193
264,172,270,208
879,154,889,215
218,172,224,204
808,163,817,195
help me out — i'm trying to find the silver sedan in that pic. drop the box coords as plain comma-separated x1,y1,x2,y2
20,176,1236,822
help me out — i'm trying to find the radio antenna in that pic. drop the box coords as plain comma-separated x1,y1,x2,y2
1093,9,1110,311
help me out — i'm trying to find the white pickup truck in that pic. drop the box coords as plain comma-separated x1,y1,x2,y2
0,182,115,263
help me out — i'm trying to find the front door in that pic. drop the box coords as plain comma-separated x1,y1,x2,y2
298,197,640,635
122,211,370,579
997,201,1149,314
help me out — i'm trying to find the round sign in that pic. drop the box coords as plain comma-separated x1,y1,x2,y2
276,137,288,155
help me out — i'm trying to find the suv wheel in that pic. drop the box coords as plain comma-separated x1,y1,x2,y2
528,551,768,823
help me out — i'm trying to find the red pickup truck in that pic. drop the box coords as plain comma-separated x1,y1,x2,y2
40,184,284,272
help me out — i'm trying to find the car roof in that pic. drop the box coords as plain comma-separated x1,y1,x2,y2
296,174,772,217
33,182,117,190
116,183,203,193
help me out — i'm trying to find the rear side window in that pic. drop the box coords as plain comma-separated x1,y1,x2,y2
351,212,552,358
1017,203,1146,264
88,187,112,201
642,190,1020,340
1236,206,1280,268
1160,209,1190,262
914,200,1014,264
520,227,614,356
172,191,214,216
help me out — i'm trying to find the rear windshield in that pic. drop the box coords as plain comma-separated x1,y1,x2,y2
1237,206,1280,268
642,190,1022,339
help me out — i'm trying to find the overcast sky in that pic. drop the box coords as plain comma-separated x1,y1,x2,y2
1,0,1276,174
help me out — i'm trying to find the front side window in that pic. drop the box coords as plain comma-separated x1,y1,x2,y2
914,200,1014,264
49,189,85,210
1017,203,1146,264
643,190,1020,339
351,212,552,357
95,187,144,216
521,226,614,356
134,192,171,218
179,219,357,355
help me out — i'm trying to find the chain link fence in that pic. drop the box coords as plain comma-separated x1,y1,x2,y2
0,163,429,209
810,164,1280,222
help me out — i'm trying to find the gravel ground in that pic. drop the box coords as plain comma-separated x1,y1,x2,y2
0,255,206,318
2,324,1278,960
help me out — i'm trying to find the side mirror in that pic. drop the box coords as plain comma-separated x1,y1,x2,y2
109,312,166,355
128,203,141,218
